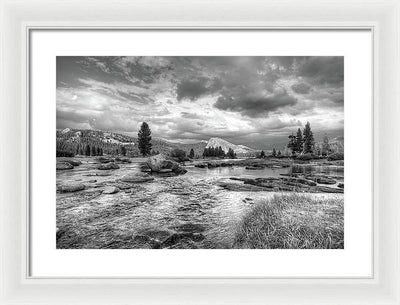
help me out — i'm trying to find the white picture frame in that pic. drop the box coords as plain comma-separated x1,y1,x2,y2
0,0,399,304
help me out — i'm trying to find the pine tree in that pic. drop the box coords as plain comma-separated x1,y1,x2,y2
137,122,152,156
91,146,97,156
260,150,265,158
121,146,126,156
209,147,214,157
272,148,277,157
303,121,315,154
189,148,195,159
85,144,90,156
227,148,236,159
287,132,296,155
218,146,224,157
202,148,208,158
295,128,303,153
97,147,101,156
277,150,282,157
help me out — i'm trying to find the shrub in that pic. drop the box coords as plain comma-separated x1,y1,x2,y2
327,152,344,161
56,150,74,157
170,148,187,162
296,153,314,161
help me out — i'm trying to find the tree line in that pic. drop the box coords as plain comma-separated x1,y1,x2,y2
202,146,236,159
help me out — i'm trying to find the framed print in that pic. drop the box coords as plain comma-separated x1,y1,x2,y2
1,0,400,304
30,30,371,278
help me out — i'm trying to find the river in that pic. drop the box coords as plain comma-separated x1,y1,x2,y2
56,157,343,249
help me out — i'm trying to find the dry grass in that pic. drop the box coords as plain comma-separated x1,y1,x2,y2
234,194,344,249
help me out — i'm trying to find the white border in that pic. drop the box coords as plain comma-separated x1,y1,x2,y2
1,0,400,304
29,30,372,278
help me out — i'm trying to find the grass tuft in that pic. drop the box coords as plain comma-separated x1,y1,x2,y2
234,194,344,249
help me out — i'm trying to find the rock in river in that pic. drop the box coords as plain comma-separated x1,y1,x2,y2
102,186,119,194
58,183,85,193
56,162,74,170
146,154,187,175
121,172,154,183
97,163,120,170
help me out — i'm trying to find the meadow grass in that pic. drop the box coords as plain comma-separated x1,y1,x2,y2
234,194,344,249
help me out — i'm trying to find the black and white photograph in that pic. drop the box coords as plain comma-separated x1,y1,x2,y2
56,56,344,250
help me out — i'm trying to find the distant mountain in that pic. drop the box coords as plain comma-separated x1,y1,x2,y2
328,136,344,153
206,137,256,156
56,128,260,158
313,135,344,155
56,128,209,157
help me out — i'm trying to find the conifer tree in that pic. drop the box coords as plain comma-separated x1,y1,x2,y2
137,122,152,156
121,146,126,156
189,148,195,159
295,128,303,153
303,121,315,154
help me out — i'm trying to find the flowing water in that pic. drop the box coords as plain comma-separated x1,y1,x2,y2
56,157,343,249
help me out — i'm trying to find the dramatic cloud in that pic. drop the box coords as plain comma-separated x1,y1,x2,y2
291,82,312,94
57,56,344,149
296,57,344,86
214,89,297,117
176,78,211,101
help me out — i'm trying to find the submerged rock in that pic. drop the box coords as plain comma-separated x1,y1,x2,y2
307,176,337,185
161,232,205,247
315,186,344,193
121,172,154,183
102,186,119,194
86,172,112,177
245,166,264,170
218,182,267,192
224,175,343,194
137,228,176,244
97,163,120,170
97,156,114,164
57,183,85,193
166,238,198,249
56,162,74,170
172,223,206,233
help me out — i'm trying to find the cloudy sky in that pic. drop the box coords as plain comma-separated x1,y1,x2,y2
57,56,344,149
